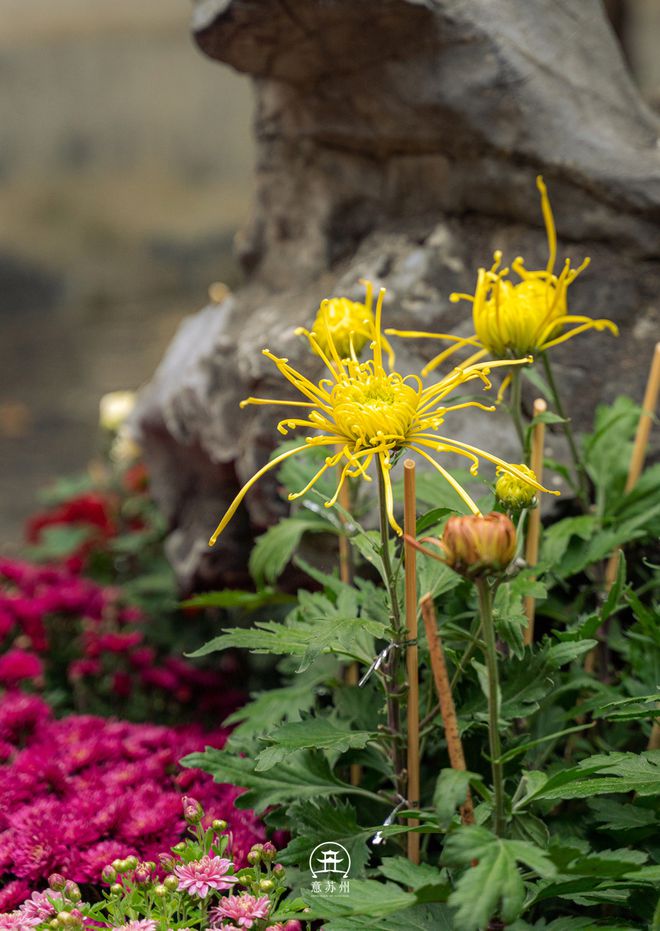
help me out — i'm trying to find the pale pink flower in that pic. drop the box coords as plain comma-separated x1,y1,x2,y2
174,855,237,898
211,893,270,929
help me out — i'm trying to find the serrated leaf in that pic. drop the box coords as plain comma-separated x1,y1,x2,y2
442,826,555,930
378,857,447,893
255,718,375,771
278,799,373,877
181,747,363,812
588,798,657,832
298,879,416,920
322,903,455,930
540,515,596,568
415,507,453,535
249,515,331,585
433,769,485,827
526,751,660,802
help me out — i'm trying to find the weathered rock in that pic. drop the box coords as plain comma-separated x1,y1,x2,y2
134,0,660,590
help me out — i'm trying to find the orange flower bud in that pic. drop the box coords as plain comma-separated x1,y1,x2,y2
440,512,517,578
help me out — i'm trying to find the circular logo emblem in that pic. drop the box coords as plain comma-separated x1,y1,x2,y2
309,841,351,879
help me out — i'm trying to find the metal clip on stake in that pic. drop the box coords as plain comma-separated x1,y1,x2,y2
372,795,408,846
358,642,397,687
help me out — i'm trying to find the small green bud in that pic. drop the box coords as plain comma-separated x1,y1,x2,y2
247,850,261,865
101,865,117,884
110,883,123,896
124,855,139,871
154,884,168,897
172,842,186,854
164,875,179,891
212,819,227,832
259,879,274,892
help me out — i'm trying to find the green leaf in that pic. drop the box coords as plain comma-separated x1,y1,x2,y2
442,826,555,931
321,903,455,930
378,857,448,893
255,718,375,771
24,525,93,560
181,587,294,611
540,515,596,568
588,798,657,832
298,879,416,920
278,799,373,877
249,515,331,585
181,747,369,812
593,692,660,722
526,751,660,802
223,667,331,742
416,508,453,535
433,769,486,827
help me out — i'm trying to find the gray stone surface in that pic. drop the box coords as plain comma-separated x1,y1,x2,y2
135,0,660,590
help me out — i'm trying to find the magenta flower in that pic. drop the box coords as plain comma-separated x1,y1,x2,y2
211,894,271,929
174,855,238,898
0,650,43,687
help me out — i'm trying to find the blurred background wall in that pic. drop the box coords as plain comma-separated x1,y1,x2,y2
0,0,658,542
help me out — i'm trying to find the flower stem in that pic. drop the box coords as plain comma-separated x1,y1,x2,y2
376,457,405,797
541,353,589,505
475,578,505,836
509,368,526,455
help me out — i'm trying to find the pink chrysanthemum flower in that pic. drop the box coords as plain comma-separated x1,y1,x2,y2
17,890,62,924
211,893,270,929
174,855,237,898
265,923,302,931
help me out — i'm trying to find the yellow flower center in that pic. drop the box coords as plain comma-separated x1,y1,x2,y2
476,277,567,358
330,367,420,449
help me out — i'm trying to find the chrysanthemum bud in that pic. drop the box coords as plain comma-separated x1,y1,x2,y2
101,865,116,884
172,842,186,854
495,464,538,510
440,512,517,578
114,859,129,874
110,884,123,896
272,863,286,877
259,878,275,892
182,795,204,824
164,875,179,891
247,850,261,865
154,884,168,897
63,882,81,903
261,842,277,863
48,873,67,891
124,855,138,871
159,853,176,872
212,819,228,833
133,862,152,884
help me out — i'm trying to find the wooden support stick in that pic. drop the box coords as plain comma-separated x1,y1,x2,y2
605,342,660,590
523,398,547,646
420,593,474,825
403,460,420,863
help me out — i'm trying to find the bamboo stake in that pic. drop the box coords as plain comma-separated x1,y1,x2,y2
585,343,660,682
605,342,660,590
523,398,547,646
420,593,475,825
403,460,420,863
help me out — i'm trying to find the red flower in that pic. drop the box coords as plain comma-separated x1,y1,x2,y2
0,650,43,687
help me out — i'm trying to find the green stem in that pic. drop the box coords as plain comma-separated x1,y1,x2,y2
375,458,405,797
541,352,589,505
475,578,505,836
509,368,526,456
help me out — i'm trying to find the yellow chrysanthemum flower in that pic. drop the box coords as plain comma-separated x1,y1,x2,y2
307,280,394,364
209,286,555,545
495,463,538,510
386,176,618,378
